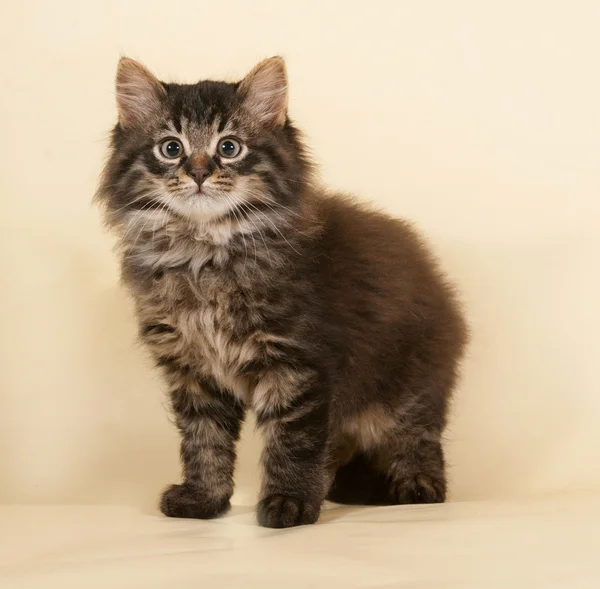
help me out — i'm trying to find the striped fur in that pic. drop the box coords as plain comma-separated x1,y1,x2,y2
96,57,468,528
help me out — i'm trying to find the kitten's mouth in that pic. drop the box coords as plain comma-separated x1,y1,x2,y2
191,183,218,197
180,184,206,198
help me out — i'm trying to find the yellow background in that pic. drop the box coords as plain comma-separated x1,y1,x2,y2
1,0,599,509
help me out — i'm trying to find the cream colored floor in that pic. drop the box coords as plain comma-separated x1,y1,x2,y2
2,493,599,588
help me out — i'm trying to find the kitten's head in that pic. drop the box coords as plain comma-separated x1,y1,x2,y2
98,57,310,229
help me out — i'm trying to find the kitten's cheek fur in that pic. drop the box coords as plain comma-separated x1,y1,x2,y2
160,483,231,520
257,494,321,528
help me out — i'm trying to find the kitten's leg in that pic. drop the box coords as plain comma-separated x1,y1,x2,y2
160,374,246,519
253,368,330,528
378,429,447,504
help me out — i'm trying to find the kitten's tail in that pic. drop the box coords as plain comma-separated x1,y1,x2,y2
327,453,394,505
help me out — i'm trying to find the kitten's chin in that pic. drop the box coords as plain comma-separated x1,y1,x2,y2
164,190,238,224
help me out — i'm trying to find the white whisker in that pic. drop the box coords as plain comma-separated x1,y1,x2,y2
242,200,302,256
223,193,249,275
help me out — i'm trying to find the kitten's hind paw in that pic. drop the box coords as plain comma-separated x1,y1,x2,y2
257,494,321,528
160,483,231,519
392,474,446,505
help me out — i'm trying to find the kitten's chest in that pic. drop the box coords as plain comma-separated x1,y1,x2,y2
137,243,269,395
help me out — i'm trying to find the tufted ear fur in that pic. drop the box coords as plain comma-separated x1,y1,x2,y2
238,57,288,127
115,57,166,129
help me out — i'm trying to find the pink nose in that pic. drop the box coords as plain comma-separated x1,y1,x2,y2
189,167,211,188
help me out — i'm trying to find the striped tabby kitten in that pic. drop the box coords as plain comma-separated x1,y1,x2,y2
97,57,468,528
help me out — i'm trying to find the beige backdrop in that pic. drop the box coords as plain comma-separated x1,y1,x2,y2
1,0,599,508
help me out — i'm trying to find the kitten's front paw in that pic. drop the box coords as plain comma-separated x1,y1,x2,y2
257,494,321,528
160,483,231,519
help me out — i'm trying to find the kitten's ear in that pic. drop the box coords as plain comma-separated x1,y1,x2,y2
116,57,166,128
238,57,288,127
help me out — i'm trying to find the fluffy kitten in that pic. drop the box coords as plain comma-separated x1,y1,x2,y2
96,56,468,528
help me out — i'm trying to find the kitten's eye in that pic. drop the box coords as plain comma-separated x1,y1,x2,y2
217,137,242,159
159,138,183,159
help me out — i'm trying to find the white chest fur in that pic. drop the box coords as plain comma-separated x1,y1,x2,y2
127,221,273,401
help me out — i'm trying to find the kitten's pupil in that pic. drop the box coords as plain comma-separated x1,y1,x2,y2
165,141,181,157
221,141,235,156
